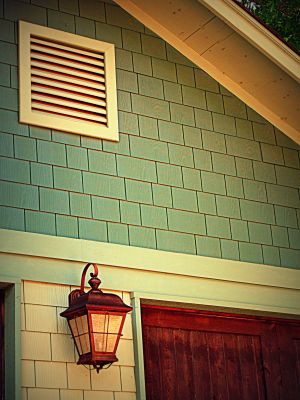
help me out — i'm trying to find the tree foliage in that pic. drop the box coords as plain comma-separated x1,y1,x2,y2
238,0,300,52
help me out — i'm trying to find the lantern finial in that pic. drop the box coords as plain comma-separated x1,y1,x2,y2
88,273,101,291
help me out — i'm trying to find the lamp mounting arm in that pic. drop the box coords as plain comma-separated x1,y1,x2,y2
80,263,101,293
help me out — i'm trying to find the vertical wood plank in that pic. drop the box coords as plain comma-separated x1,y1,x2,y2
207,332,229,400
159,327,177,400
223,334,244,400
294,338,300,396
190,331,213,400
252,336,268,400
261,326,281,400
277,325,300,400
173,329,195,399
238,334,266,400
143,326,162,400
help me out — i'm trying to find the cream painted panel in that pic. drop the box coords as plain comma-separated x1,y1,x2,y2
25,304,57,333
122,314,133,340
116,339,135,366
27,388,59,400
84,391,113,400
202,32,294,92
114,393,136,400
130,0,214,40
91,366,121,391
60,390,83,400
120,367,136,392
51,334,75,362
24,281,70,307
202,33,300,129
185,16,234,54
66,364,90,390
21,331,51,360
35,361,67,389
21,360,35,387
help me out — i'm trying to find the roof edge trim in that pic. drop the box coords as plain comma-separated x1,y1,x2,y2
115,0,300,143
199,0,300,83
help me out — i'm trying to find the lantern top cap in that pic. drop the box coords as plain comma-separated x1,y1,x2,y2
60,263,132,318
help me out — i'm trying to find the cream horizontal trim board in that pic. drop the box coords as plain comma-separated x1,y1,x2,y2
115,0,300,144
0,229,299,290
199,0,300,83
132,291,299,317
2,251,299,315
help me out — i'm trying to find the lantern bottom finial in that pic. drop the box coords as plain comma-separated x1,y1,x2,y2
77,353,118,373
94,362,113,374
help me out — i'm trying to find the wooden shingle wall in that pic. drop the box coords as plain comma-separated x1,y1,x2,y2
21,280,135,400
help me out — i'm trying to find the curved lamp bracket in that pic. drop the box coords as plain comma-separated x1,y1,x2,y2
80,263,100,293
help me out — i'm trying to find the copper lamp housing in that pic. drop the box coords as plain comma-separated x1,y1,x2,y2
60,263,132,372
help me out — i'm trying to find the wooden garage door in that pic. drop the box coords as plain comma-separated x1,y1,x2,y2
142,305,300,400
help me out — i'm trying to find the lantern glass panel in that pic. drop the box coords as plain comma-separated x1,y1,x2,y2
109,314,123,334
106,333,118,352
91,313,107,333
77,315,89,335
91,313,123,352
93,333,106,352
79,333,90,354
69,315,90,355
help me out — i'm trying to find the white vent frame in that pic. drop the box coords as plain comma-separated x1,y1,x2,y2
19,21,119,141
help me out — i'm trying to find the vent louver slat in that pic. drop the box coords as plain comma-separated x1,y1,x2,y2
31,62,105,82
31,52,105,74
31,84,107,107
31,93,107,114
31,37,105,60
31,68,106,90
31,43,105,68
30,35,107,126
32,103,108,123
31,76,106,99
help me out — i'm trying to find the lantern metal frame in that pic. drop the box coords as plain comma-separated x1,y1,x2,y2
60,263,132,372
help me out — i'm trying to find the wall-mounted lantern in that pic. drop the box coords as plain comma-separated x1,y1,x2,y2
60,263,132,373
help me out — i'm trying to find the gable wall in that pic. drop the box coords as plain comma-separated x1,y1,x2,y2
0,0,299,269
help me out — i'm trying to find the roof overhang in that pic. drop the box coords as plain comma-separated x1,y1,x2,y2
201,0,300,82
115,0,300,144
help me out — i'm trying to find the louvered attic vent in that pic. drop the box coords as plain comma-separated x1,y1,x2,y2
19,21,119,141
